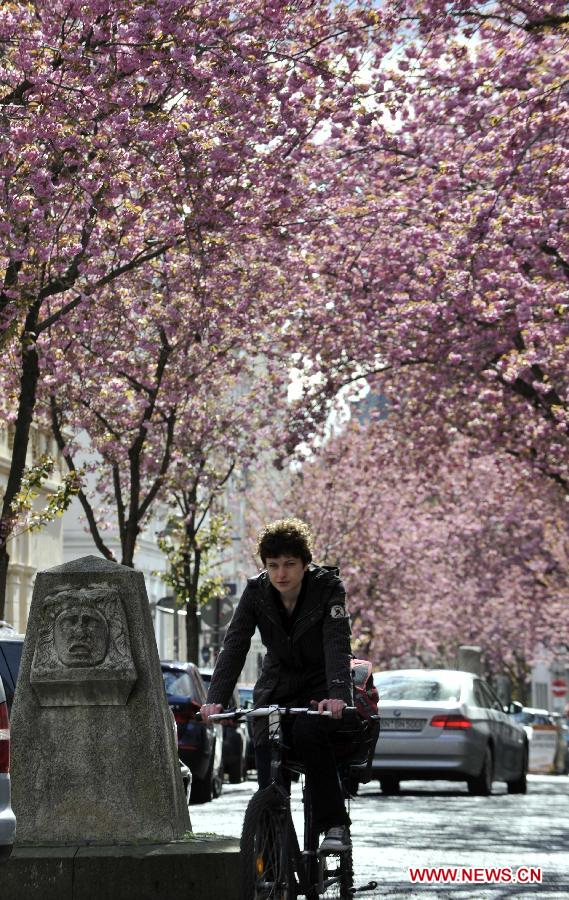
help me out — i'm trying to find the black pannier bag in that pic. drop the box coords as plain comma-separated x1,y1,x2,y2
334,658,380,786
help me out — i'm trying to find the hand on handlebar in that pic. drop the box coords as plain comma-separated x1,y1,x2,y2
200,702,224,723
312,698,346,720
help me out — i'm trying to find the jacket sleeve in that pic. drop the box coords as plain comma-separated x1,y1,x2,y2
322,585,353,706
206,584,258,707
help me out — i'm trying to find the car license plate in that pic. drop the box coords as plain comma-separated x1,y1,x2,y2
381,717,426,732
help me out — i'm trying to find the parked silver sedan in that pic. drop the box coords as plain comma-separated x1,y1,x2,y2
371,669,528,795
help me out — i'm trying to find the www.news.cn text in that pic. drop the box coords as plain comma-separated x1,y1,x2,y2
409,866,542,885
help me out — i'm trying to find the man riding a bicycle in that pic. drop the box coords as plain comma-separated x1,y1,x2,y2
200,517,355,853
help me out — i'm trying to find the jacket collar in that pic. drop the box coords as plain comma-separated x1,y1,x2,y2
256,565,337,640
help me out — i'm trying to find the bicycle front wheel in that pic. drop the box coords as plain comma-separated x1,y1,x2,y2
240,786,296,900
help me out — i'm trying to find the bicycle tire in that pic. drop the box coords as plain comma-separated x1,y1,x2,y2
240,786,296,899
319,844,354,899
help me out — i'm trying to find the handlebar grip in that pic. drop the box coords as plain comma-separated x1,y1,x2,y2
206,709,242,721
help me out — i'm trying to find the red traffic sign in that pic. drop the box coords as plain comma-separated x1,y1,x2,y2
551,678,567,698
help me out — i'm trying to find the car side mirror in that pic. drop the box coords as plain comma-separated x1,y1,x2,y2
507,700,523,715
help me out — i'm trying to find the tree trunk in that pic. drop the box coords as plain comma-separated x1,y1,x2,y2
515,671,532,706
122,440,141,567
0,322,40,619
121,520,139,568
0,547,9,622
49,396,115,563
185,600,199,665
184,544,201,664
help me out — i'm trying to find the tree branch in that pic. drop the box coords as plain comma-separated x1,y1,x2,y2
49,395,115,561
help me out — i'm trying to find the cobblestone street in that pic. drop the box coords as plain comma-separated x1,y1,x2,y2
191,774,569,898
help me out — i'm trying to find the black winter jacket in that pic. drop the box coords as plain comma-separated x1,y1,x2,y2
206,564,353,712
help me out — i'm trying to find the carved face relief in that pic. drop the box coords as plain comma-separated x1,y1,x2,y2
32,583,132,674
30,581,138,707
54,604,109,668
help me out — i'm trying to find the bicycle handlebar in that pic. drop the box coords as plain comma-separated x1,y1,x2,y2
203,705,359,722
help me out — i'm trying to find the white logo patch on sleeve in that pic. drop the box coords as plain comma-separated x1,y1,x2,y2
330,604,348,619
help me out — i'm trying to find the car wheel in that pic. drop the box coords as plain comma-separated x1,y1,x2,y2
380,777,400,795
507,747,528,795
228,761,242,784
190,756,214,804
212,763,224,799
228,736,247,783
467,745,493,796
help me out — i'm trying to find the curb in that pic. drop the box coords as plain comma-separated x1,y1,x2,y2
3,836,240,900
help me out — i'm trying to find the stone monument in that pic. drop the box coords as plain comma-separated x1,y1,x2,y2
11,556,190,844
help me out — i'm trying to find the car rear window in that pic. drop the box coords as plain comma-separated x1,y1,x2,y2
374,672,461,702
162,670,198,700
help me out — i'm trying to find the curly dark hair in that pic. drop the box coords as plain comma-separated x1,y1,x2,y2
257,518,313,566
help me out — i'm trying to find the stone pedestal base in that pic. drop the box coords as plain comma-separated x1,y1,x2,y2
3,837,240,900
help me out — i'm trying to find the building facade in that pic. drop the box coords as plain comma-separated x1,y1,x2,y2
0,424,65,633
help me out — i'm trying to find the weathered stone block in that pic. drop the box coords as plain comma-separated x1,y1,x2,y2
1,846,75,900
10,556,190,844
1,838,240,900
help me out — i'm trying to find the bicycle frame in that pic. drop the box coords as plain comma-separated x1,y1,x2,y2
211,705,354,897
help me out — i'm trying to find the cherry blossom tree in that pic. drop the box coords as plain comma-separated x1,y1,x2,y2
0,0,393,615
275,1,569,486
249,414,569,701
44,252,276,550
40,241,287,656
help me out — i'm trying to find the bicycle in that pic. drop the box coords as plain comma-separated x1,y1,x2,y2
209,705,379,899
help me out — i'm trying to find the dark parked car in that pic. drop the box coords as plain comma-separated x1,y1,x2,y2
200,669,249,783
0,634,25,715
0,673,16,861
161,661,223,803
372,669,528,795
0,631,23,856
